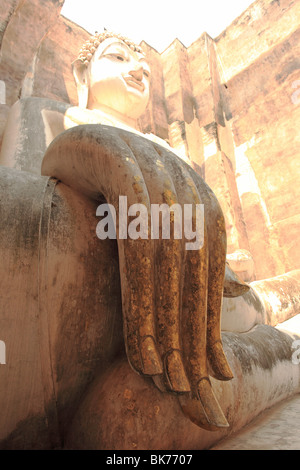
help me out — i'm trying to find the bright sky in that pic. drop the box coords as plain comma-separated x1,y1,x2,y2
61,0,255,53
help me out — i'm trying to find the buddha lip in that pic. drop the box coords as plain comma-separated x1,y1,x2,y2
124,77,145,92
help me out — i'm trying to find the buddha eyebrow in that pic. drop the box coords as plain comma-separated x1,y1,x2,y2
100,42,149,70
102,42,130,55
102,42,148,62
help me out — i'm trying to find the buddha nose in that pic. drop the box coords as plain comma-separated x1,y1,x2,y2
129,65,144,81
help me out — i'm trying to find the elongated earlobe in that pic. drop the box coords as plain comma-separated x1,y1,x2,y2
72,59,89,109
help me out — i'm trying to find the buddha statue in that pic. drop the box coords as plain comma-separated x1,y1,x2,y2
0,30,299,450
41,31,239,430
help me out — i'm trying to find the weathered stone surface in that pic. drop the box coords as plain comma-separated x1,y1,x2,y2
64,324,300,450
204,151,247,254
138,41,169,140
187,34,215,127
227,249,255,282
0,0,18,47
0,165,124,448
184,34,251,256
0,0,299,450
251,269,300,326
0,97,71,174
214,0,300,279
29,15,90,104
274,214,300,274
0,105,9,149
161,39,194,124
215,0,300,82
221,269,300,333
0,0,65,107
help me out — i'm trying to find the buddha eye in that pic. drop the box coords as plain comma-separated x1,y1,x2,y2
143,70,150,79
103,53,126,62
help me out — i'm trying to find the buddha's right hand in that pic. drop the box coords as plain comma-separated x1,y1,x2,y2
42,124,233,430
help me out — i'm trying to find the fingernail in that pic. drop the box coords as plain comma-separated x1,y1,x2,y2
165,350,191,392
208,341,234,381
152,375,167,392
140,336,163,375
197,377,229,428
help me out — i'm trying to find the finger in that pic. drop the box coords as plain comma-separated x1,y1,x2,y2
186,168,233,381
179,225,229,428
121,132,190,392
224,262,250,297
159,149,229,428
179,380,229,431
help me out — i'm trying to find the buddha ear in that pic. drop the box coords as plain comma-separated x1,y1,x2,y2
72,59,89,108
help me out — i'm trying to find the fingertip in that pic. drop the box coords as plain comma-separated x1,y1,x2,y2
140,335,163,376
178,392,228,431
152,374,167,392
208,341,234,381
165,349,191,393
197,377,229,429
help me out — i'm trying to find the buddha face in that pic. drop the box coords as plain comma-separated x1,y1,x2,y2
82,37,151,120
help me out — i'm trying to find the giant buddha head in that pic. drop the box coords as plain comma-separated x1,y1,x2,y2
72,32,151,127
